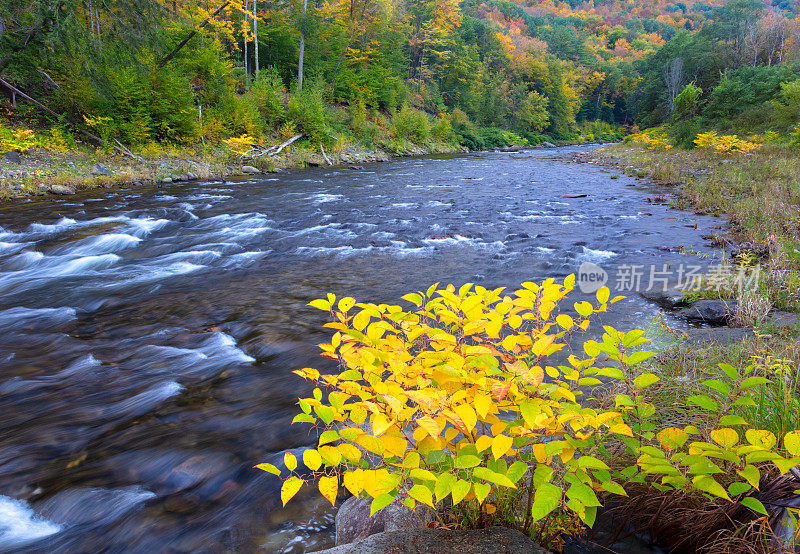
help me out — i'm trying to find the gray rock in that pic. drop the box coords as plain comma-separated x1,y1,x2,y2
3,151,22,164
683,327,753,346
50,184,76,195
171,174,186,182
160,177,173,184
241,165,261,174
767,311,800,328
541,142,556,148
336,495,435,546
92,164,113,176
676,299,737,324
640,286,687,309
318,527,549,554
186,172,199,180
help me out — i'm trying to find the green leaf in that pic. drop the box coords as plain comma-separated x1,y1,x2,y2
578,456,610,470
719,415,749,426
473,467,515,488
315,404,335,425
728,482,752,496
736,465,761,489
454,454,481,469
719,363,738,380
740,497,768,515
451,480,472,505
370,493,395,516
402,293,424,306
626,350,656,365
702,379,731,396
507,461,528,484
292,414,316,424
567,482,601,507
600,480,627,496
740,376,771,390
633,373,659,389
408,484,434,507
692,475,730,500
688,394,718,412
339,370,363,381
529,482,562,524
435,473,456,502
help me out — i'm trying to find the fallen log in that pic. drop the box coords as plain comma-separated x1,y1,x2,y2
239,134,304,159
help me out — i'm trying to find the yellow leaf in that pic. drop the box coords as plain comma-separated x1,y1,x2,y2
475,435,493,453
608,423,633,437
454,404,478,433
343,470,365,496
281,476,303,506
710,428,739,449
319,475,338,506
372,413,392,436
474,393,492,419
381,434,408,457
284,451,297,472
532,334,556,357
303,449,322,471
492,434,513,459
417,415,441,438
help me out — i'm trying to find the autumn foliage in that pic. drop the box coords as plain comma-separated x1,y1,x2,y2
257,277,800,547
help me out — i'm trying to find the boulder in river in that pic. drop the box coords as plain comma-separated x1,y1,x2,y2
92,164,113,176
319,526,550,554
335,495,434,546
676,299,737,324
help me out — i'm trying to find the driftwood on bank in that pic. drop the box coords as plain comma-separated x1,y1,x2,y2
0,77,144,161
239,134,304,159
320,143,332,165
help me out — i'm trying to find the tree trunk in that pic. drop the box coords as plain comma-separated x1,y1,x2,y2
253,0,259,76
298,0,307,91
243,0,249,76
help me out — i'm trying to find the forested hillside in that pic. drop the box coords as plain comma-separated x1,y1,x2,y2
1,0,799,151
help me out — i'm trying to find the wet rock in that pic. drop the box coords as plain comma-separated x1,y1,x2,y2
676,299,737,325
241,165,261,174
321,527,549,554
92,164,113,176
335,495,435,546
160,177,173,183
561,193,587,198
348,165,365,171
682,327,753,346
171,174,187,182
541,142,556,148
3,150,23,164
50,184,76,195
186,172,199,180
640,285,686,309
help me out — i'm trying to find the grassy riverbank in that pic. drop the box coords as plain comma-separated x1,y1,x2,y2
579,143,800,314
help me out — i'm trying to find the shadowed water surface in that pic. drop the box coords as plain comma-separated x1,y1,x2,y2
0,147,721,552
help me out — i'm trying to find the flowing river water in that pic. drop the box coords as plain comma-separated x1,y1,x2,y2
0,146,723,552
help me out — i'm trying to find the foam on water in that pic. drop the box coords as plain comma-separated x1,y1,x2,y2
0,496,61,549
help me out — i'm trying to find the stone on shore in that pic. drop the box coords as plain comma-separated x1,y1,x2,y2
50,184,76,195
317,526,550,554
3,151,23,164
241,165,261,174
675,299,737,324
92,164,113,176
335,496,434,546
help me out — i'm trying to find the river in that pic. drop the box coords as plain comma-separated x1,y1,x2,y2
0,146,722,552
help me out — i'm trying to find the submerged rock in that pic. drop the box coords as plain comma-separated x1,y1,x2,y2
320,527,550,554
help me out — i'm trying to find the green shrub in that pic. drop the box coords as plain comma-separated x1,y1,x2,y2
431,114,453,143
391,105,430,143
251,67,287,129
288,88,329,143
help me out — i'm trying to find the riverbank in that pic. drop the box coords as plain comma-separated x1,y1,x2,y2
0,139,468,201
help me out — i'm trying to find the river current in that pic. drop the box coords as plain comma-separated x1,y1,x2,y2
0,147,721,552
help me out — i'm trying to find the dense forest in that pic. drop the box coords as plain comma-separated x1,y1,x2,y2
1,0,800,150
